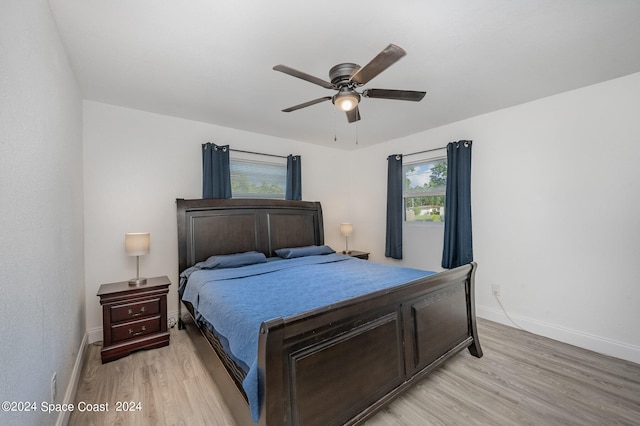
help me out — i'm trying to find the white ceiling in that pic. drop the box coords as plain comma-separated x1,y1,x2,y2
49,0,640,149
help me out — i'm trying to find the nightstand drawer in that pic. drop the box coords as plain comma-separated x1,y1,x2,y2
111,316,161,343
110,298,160,323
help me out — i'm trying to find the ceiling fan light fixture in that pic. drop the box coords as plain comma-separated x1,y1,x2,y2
332,90,360,112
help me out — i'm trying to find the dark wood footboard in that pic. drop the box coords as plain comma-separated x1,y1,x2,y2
258,262,481,426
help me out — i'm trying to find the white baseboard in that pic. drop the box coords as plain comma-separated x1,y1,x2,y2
56,331,88,426
87,327,102,344
476,303,640,365
87,309,182,345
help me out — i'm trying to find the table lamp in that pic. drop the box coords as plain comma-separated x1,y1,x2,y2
340,223,353,254
125,232,150,285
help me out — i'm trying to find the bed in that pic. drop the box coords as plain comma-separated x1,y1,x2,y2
176,198,482,426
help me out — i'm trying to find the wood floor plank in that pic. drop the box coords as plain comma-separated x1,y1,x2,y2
69,319,640,425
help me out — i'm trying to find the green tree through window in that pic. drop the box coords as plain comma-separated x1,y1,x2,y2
403,158,447,222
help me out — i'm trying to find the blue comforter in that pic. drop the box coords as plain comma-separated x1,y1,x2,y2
181,253,434,422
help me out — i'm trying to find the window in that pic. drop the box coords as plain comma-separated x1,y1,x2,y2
230,156,286,199
403,157,447,223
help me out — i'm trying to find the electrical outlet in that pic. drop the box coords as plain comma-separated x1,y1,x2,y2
492,284,501,297
51,372,57,402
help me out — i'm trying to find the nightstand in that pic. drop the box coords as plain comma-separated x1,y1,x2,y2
97,276,171,363
341,250,370,260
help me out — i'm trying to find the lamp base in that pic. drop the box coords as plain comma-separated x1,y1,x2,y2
128,277,147,286
342,250,352,255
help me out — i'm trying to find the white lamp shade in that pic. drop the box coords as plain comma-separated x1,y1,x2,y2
340,223,353,237
125,232,150,256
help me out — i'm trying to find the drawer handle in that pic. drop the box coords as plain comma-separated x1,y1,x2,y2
128,326,147,336
127,306,146,317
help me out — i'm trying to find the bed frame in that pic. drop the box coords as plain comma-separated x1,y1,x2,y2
176,198,482,426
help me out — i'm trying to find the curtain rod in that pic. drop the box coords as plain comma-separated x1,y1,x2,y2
403,145,447,157
403,140,472,157
230,148,288,159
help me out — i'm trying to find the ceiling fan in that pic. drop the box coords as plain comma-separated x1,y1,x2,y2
273,43,426,123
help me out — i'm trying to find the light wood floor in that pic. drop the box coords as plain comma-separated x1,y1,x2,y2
69,319,640,425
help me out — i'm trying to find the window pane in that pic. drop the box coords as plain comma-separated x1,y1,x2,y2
230,159,286,199
403,158,447,222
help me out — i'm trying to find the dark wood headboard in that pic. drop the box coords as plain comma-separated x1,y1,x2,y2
176,198,324,274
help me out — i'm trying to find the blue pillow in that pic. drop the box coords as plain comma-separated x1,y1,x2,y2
197,251,267,269
274,245,335,259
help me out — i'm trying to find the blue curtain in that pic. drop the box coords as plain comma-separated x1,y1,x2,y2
385,154,403,259
285,155,302,200
442,140,473,269
202,143,231,199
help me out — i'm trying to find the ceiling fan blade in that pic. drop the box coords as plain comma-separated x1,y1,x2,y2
346,106,361,123
273,64,336,89
282,96,332,112
349,44,407,85
363,89,426,101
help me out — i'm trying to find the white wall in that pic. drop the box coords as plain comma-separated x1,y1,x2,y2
0,1,85,425
83,101,351,337
348,72,640,363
